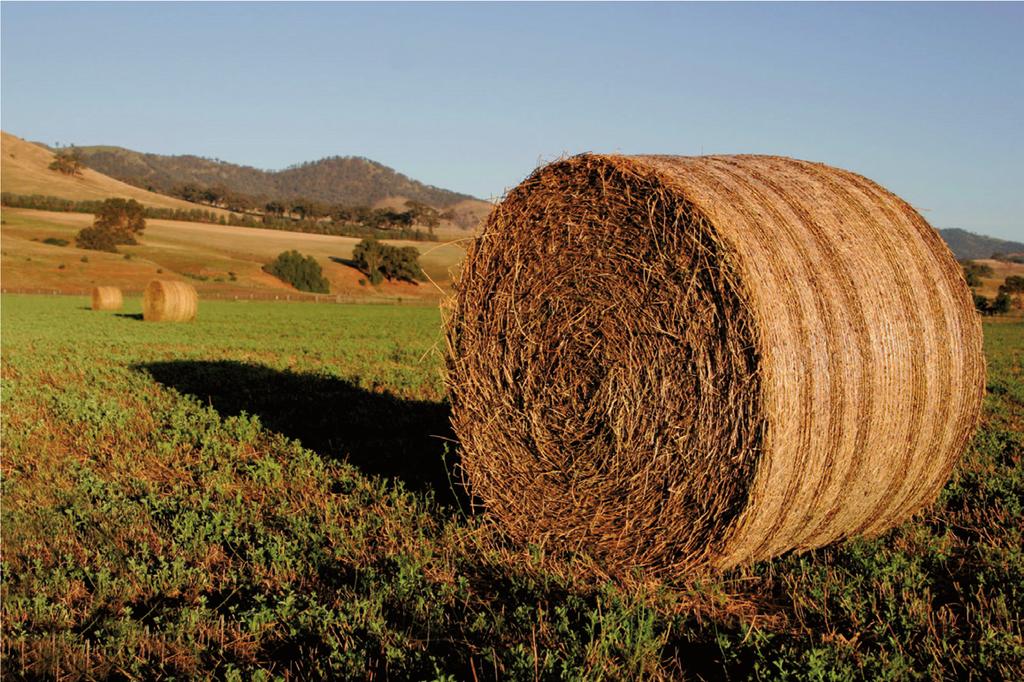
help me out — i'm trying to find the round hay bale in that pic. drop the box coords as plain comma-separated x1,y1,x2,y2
142,280,197,322
444,154,985,577
90,286,123,311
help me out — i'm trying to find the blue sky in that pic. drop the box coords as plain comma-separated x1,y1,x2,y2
2,2,1021,240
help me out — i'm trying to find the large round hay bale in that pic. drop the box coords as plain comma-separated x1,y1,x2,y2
90,286,123,311
142,280,197,322
445,154,985,577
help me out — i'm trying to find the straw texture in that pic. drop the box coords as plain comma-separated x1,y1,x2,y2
444,154,985,577
90,286,123,311
142,280,198,322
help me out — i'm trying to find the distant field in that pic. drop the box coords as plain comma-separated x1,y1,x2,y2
2,294,1020,679
1,207,466,300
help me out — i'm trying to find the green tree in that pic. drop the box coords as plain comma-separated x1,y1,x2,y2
263,250,329,293
352,239,426,285
990,291,1012,315
353,238,386,284
961,260,994,288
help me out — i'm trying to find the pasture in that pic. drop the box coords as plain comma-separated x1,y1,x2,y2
2,294,1021,679
1,208,466,301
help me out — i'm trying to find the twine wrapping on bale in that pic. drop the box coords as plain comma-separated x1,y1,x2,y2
143,280,198,322
444,154,985,578
90,286,123,311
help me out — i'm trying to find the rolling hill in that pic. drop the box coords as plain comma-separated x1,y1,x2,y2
938,228,1024,261
1,132,230,216
69,143,480,210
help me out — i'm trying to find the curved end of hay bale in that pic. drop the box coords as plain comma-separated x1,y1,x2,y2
90,286,123,311
143,280,198,322
445,153,985,579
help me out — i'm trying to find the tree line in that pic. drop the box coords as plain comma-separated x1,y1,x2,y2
1,193,438,242
170,183,446,235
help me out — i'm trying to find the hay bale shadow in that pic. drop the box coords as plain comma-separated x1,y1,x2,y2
138,360,464,508
115,313,145,321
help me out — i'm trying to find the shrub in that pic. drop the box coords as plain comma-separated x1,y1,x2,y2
263,250,329,293
43,237,70,247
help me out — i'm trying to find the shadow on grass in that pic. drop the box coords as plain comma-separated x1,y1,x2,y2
328,256,359,268
138,360,464,507
116,313,145,321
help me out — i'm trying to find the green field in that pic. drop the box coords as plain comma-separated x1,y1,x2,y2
2,295,1021,679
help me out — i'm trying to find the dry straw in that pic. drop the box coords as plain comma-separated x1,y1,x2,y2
444,154,985,579
90,286,123,311
143,280,198,322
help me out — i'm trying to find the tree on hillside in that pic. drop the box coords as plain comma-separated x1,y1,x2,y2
405,200,440,236
961,260,994,288
352,238,426,285
353,238,386,285
999,275,1024,308
75,225,119,252
173,183,205,203
94,198,147,244
49,147,85,176
75,198,147,252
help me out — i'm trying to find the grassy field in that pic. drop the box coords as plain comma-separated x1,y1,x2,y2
1,208,466,301
2,295,1021,680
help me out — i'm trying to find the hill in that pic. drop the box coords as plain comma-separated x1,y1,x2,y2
939,228,1024,261
1,132,230,216
70,143,479,210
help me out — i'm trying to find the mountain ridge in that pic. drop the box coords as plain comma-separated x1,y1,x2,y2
66,144,478,210
938,228,1024,261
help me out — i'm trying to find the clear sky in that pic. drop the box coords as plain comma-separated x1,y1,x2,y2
2,2,1021,240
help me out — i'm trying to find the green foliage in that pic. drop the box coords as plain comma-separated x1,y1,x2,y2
975,291,1013,316
1,295,1021,680
990,291,1012,315
353,239,426,285
263,250,330,293
962,260,994,287
48,146,84,176
42,237,69,247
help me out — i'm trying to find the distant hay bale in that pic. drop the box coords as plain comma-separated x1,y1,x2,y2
445,154,985,578
142,280,197,322
90,286,122,311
